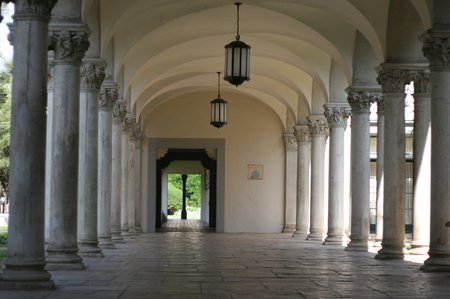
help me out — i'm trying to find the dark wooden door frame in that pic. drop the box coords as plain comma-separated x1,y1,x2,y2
156,149,217,229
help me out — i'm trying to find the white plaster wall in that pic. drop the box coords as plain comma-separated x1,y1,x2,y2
143,91,285,233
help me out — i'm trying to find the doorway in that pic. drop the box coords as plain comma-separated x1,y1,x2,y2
155,149,217,231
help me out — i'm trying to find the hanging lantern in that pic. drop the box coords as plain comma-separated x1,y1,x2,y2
210,72,227,128
224,2,250,87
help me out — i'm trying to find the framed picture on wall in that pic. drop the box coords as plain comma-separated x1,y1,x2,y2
248,164,263,180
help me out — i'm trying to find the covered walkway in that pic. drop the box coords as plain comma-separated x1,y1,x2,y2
0,233,448,299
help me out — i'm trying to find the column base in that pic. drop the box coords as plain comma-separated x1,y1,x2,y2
135,225,143,233
421,255,450,272
345,240,368,252
292,230,308,239
46,248,85,270
306,230,324,241
282,224,296,234
111,231,125,243
99,237,117,249
0,262,55,290
375,244,405,260
323,235,344,246
78,241,104,257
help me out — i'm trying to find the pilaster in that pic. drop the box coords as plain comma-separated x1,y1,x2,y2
283,132,297,233
306,116,328,241
375,96,385,243
323,104,350,245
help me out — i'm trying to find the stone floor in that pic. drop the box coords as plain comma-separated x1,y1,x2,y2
1,225,450,298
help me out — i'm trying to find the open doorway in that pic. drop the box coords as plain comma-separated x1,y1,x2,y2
155,149,217,232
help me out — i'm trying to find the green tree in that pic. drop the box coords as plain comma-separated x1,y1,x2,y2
168,174,202,209
0,60,12,200
167,181,182,211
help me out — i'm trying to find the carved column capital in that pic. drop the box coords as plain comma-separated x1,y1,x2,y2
307,117,329,137
14,0,56,20
376,97,385,115
284,133,297,151
411,70,431,94
80,60,106,90
294,125,311,143
113,99,127,123
421,29,450,71
99,83,119,110
47,64,53,90
346,87,379,114
122,115,135,133
323,104,351,128
49,25,90,64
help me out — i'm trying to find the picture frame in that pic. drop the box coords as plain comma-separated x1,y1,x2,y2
248,164,263,180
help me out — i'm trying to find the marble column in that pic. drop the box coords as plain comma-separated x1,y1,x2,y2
411,71,431,250
0,0,57,290
120,116,130,234
293,125,311,239
111,99,126,242
420,28,450,271
345,88,377,252
306,116,328,241
375,98,385,243
283,132,298,233
77,60,105,257
97,81,118,249
375,64,418,260
45,65,54,244
126,119,137,234
46,15,90,270
323,104,351,245
134,133,144,233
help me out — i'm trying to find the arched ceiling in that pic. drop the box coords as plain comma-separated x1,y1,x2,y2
83,0,431,129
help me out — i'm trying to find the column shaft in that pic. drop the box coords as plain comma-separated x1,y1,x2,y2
134,139,143,233
111,100,126,241
97,82,117,248
345,88,375,252
375,65,420,260
127,139,137,232
283,133,297,233
412,92,431,249
307,117,328,241
375,100,385,242
420,28,450,271
294,125,311,238
46,25,90,270
323,105,350,245
0,0,56,289
77,61,105,257
120,127,129,233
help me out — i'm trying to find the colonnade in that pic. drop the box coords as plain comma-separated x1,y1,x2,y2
0,0,143,289
2,0,450,291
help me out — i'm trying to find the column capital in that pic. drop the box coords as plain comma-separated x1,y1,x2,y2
323,104,351,128
122,114,134,133
346,87,380,114
421,29,450,71
376,97,385,115
80,59,106,91
113,98,127,123
294,125,311,143
14,0,56,20
284,133,297,151
376,63,428,94
99,82,119,110
307,116,329,137
411,70,431,94
49,24,90,65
